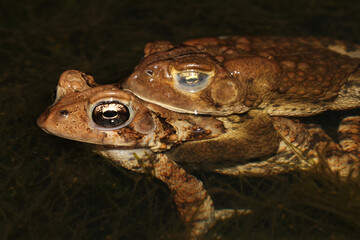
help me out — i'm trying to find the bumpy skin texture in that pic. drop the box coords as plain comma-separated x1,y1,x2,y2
38,70,360,239
123,36,360,116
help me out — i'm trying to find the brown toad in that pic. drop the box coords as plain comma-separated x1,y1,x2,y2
38,70,360,239
123,36,360,116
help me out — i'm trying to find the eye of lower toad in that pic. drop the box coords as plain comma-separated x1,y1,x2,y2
174,70,211,92
92,101,131,129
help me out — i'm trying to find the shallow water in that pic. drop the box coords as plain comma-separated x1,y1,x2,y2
1,0,360,239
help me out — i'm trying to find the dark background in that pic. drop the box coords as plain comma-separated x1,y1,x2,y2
1,0,360,239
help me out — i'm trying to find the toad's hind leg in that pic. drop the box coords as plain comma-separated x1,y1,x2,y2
215,116,360,180
325,116,360,178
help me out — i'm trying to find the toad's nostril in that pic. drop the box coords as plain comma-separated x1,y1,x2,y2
59,110,69,117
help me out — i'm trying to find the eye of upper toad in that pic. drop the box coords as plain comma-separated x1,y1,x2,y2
173,70,212,92
91,101,133,129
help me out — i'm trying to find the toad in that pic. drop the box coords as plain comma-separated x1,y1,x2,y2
123,36,360,116
38,70,360,239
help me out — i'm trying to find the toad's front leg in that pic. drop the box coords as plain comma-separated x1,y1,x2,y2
99,148,244,239
153,154,215,239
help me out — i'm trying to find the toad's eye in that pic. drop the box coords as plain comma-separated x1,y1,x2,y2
174,70,212,92
91,101,132,129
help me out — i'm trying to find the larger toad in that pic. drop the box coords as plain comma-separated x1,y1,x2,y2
123,36,360,116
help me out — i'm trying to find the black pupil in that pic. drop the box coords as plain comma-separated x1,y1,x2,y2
103,110,118,118
92,101,130,128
